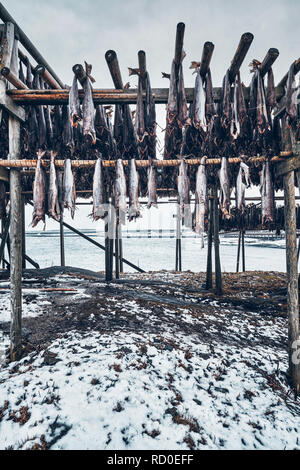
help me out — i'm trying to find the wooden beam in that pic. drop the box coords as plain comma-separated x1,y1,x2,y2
6,85,285,105
105,50,123,89
213,186,222,295
277,58,300,89
0,77,25,121
199,41,214,79
9,114,22,361
0,2,64,88
260,48,280,78
0,21,14,73
228,32,254,83
174,22,185,66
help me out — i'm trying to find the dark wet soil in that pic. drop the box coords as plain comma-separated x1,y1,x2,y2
0,268,291,358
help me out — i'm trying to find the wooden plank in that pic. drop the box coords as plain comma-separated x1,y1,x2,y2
0,77,25,121
228,32,254,83
9,115,22,361
0,22,14,72
7,85,285,105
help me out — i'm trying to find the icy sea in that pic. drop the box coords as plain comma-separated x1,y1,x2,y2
19,200,289,273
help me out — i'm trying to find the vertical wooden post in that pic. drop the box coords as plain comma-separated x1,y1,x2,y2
175,200,182,271
241,229,245,272
236,230,241,273
60,213,65,267
9,115,22,361
21,195,26,270
115,212,120,280
282,124,300,395
213,186,222,295
283,169,300,394
206,190,213,290
119,224,123,273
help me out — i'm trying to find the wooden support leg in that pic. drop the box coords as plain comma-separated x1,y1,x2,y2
9,116,22,361
115,213,120,280
21,195,26,270
236,230,241,273
176,201,182,272
213,186,222,295
283,170,300,395
206,190,213,290
241,229,245,272
119,225,123,274
105,208,111,282
60,213,65,267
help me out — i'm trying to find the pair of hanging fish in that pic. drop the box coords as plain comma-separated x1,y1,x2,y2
31,153,76,228
69,63,96,144
92,157,158,224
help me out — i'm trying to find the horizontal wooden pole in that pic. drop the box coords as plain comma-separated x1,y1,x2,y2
7,85,285,105
0,153,291,170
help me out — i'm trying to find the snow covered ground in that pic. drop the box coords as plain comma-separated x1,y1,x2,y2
0,270,299,450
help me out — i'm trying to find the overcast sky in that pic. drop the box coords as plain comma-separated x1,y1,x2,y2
3,0,300,88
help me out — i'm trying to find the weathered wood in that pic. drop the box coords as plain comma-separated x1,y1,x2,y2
260,48,280,78
174,22,185,66
0,77,25,121
199,42,214,78
283,169,300,395
228,32,254,83
276,143,300,176
21,196,26,270
175,201,182,271
35,65,61,89
0,22,15,73
9,115,22,361
119,226,123,274
277,58,300,89
213,186,222,295
236,230,241,273
0,153,289,171
60,213,65,267
138,50,147,90
241,230,245,272
206,190,213,290
72,64,87,87
105,50,123,89
7,84,285,105
115,213,120,280
0,2,64,88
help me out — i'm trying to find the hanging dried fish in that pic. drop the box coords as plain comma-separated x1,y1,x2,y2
32,151,47,228
267,68,277,112
61,105,74,150
33,75,47,149
145,72,156,160
128,158,141,221
257,71,271,134
135,77,147,159
221,70,232,130
219,156,231,219
69,75,82,128
92,158,106,221
260,159,275,228
83,77,96,144
114,159,127,223
193,157,207,248
236,162,251,214
178,159,192,227
48,151,60,221
193,69,206,131
147,163,157,209
63,159,76,219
